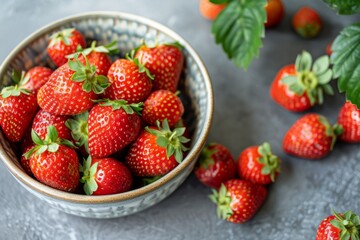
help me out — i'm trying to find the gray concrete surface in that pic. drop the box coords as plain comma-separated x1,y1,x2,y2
0,0,359,239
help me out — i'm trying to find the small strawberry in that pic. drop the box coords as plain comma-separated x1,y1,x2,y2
337,102,360,143
326,41,333,56
316,210,360,240
199,0,227,20
105,51,153,103
65,111,89,154
80,156,133,195
135,42,184,92
88,99,142,158
210,179,267,223
142,90,184,128
47,28,86,67
283,113,343,159
37,54,109,115
270,51,333,112
292,7,322,38
265,0,284,28
238,142,280,185
32,109,71,141
0,71,38,142
194,143,236,189
125,119,190,177
24,126,79,192
21,66,53,94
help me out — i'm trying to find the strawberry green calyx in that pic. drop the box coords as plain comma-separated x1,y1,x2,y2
49,28,75,47
146,119,190,163
126,50,155,80
1,70,31,98
66,41,119,59
141,176,162,186
23,126,76,159
79,156,98,195
209,184,233,220
319,116,344,150
198,145,217,169
68,53,109,94
95,99,143,115
281,51,334,105
164,41,184,50
330,210,360,240
65,111,89,154
257,142,281,182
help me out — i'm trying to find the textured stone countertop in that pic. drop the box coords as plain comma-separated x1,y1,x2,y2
0,0,359,239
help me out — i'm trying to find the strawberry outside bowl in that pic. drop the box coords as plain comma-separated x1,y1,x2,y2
0,12,213,218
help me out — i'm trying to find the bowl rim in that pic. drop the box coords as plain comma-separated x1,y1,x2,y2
0,11,213,204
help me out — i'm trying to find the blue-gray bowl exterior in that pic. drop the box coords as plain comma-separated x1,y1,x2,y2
0,12,213,218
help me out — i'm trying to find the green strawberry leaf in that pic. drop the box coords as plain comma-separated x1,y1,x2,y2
80,156,99,195
212,0,266,70
210,0,228,4
321,0,360,15
65,111,89,153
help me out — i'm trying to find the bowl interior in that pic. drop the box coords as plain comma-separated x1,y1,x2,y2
0,12,212,203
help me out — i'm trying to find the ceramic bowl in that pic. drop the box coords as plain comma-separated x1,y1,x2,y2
0,12,213,218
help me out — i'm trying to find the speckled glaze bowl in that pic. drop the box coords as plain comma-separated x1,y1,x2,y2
0,12,213,218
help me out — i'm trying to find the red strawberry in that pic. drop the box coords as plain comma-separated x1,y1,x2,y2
88,99,142,158
326,42,333,56
32,109,71,140
24,126,79,192
270,51,333,112
292,7,322,38
125,119,190,177
194,143,236,189
37,55,109,115
210,179,267,223
47,28,86,67
21,66,53,94
135,43,184,92
80,156,133,195
238,142,281,185
105,51,153,103
0,71,38,142
265,0,284,28
337,101,360,143
283,113,343,159
316,210,360,240
142,90,184,128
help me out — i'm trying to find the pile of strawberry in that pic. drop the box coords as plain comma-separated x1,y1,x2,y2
0,28,192,195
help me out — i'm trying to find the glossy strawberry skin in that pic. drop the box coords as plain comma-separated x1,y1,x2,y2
78,52,112,76
47,29,86,67
194,143,236,189
316,215,340,240
37,64,96,115
88,104,141,158
22,67,53,94
338,102,360,143
270,64,312,112
0,93,38,142
292,7,322,38
199,0,227,20
283,114,333,159
142,90,184,128
265,0,284,28
105,59,152,103
125,127,179,177
224,179,267,223
135,45,184,92
29,145,79,192
90,158,133,195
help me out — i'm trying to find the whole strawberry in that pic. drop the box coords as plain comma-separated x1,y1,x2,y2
292,7,322,38
105,51,153,103
316,210,360,240
210,179,267,223
135,42,184,92
80,156,133,195
47,28,86,67
125,119,190,177
37,54,109,115
337,102,360,143
0,71,38,142
21,66,53,94
142,90,184,128
283,113,343,159
194,143,236,189
24,126,79,192
88,99,142,158
270,51,333,112
238,142,281,185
